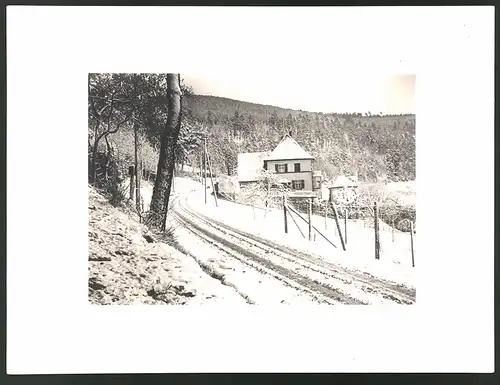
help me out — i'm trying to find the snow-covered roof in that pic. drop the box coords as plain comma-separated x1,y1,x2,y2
237,151,270,182
266,134,313,161
331,175,358,188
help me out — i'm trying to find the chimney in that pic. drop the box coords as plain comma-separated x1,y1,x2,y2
288,130,292,137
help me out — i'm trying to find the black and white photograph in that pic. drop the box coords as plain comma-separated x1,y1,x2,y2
8,5,494,375
88,72,417,305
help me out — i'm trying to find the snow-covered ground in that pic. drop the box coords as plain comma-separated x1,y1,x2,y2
172,223,329,305
134,177,415,304
138,181,332,304
167,178,416,288
88,185,247,305
385,180,416,206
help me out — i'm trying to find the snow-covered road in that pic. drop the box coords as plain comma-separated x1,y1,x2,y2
138,177,416,305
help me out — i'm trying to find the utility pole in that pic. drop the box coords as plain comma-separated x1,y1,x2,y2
283,195,288,234
203,138,207,204
207,152,218,207
374,202,380,260
199,150,203,184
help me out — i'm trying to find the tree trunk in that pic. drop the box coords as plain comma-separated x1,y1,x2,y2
91,119,100,183
92,137,100,185
92,131,110,186
149,74,182,230
129,165,135,201
103,135,111,182
134,119,141,217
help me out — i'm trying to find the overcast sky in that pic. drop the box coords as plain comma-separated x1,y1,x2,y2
171,7,426,115
183,73,415,114
94,6,429,115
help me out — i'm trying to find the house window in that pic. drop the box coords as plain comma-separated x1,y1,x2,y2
291,180,305,190
275,164,287,173
294,163,300,172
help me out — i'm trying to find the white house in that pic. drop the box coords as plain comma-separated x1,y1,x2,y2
237,133,322,197
237,151,270,186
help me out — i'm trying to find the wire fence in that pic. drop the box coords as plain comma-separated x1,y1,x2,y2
147,168,416,267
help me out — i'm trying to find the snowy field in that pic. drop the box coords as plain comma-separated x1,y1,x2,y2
135,177,416,303
385,180,416,206
138,181,341,304
172,223,328,305
170,178,416,288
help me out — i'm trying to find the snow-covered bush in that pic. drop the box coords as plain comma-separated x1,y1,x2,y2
217,175,240,200
238,169,290,210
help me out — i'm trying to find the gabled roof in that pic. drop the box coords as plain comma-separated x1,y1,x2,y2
237,151,270,182
266,134,313,161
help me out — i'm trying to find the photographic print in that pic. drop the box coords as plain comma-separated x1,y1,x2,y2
88,73,416,305
9,3,495,375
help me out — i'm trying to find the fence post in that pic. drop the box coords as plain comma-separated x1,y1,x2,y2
324,203,328,230
207,152,218,207
330,201,346,251
308,198,312,241
374,202,380,260
128,165,135,201
344,208,348,245
287,203,334,246
410,221,415,267
286,204,306,239
283,195,288,234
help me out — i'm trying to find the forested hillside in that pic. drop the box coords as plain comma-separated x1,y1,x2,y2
182,95,416,183
88,74,415,190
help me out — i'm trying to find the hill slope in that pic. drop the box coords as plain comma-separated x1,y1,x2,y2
182,95,415,182
88,185,246,304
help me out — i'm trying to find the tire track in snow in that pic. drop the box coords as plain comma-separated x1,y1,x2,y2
178,191,415,304
173,213,336,304
172,196,366,305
